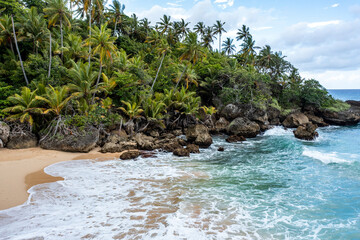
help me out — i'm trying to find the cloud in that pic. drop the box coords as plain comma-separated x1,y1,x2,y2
167,2,182,7
302,69,360,89
331,3,340,8
214,0,234,9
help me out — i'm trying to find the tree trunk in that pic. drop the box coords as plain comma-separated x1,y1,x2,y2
60,18,63,62
88,5,92,66
219,33,221,53
92,62,102,104
113,17,118,37
70,0,72,18
9,40,14,55
150,52,165,93
48,32,52,78
174,65,187,93
11,15,29,85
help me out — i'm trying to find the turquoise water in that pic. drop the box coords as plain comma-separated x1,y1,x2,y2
0,125,359,239
328,89,360,101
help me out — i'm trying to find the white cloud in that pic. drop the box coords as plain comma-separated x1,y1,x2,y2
214,0,234,9
307,20,340,28
331,3,340,8
302,69,360,89
167,2,182,7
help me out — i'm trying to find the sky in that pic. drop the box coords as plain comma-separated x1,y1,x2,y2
117,0,360,89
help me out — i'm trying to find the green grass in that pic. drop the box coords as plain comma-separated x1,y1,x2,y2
324,100,350,112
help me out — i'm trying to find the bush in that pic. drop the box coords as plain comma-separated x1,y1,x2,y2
300,79,334,108
324,100,350,112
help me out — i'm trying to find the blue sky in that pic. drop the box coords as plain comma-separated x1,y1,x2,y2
118,0,360,89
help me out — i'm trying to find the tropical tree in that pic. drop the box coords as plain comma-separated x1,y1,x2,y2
236,24,251,42
213,20,226,52
85,23,117,103
157,14,171,34
75,0,92,65
107,0,125,36
36,85,72,116
193,21,205,38
44,0,71,61
222,37,235,55
177,18,190,40
257,45,274,72
202,26,216,50
150,38,170,93
239,35,259,64
0,14,15,54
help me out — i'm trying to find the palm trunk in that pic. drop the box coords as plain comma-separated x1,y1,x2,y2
219,33,221,53
113,17,118,37
92,62,102,103
150,52,165,93
88,5,92,65
9,40,14,55
70,0,72,18
48,32,52,78
60,18,63,62
11,15,29,85
174,65,187,93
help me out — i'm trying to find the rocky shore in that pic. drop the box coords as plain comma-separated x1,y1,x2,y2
1,101,360,159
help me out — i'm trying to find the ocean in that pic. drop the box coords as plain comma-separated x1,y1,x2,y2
0,93,360,239
328,89,360,101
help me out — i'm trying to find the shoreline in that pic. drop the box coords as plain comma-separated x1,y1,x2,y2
0,147,120,210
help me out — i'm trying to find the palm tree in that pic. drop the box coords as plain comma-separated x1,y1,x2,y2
108,0,125,36
140,18,151,36
85,23,117,103
236,24,251,41
44,0,71,61
240,35,260,64
150,38,170,93
177,18,190,40
213,20,226,52
222,37,236,55
0,15,15,54
36,85,72,116
157,15,171,34
202,26,216,50
2,87,43,126
75,0,92,65
193,22,205,38
257,45,274,71
11,15,29,85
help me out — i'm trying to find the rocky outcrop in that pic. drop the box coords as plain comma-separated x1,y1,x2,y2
227,117,260,138
317,109,360,126
100,133,136,153
120,150,140,160
220,104,241,120
226,135,246,143
134,133,155,150
214,117,229,133
267,107,281,125
7,131,38,149
305,113,329,127
0,121,10,146
293,123,319,140
282,112,309,128
41,127,99,152
173,148,190,157
186,144,200,153
186,124,213,148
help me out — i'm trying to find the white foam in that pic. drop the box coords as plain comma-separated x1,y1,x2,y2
263,126,293,136
302,149,352,164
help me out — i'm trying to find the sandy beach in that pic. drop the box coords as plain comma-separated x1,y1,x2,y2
0,147,120,210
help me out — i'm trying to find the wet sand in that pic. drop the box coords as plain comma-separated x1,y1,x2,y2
0,147,120,210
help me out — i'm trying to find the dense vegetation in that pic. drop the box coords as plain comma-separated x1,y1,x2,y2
0,0,340,133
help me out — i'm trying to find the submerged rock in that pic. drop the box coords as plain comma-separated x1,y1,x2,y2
282,112,309,128
173,148,190,157
217,147,225,152
0,121,10,146
186,124,213,148
293,123,319,140
226,135,246,143
120,150,140,160
227,117,260,138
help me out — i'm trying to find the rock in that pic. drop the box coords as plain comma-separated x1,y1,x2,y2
227,117,260,138
293,123,319,140
110,129,128,138
186,124,213,148
134,133,154,150
100,141,137,153
317,109,360,126
226,135,246,143
172,129,183,136
178,138,187,146
120,150,140,160
220,104,241,120
40,127,98,152
186,144,200,153
248,108,268,125
282,112,309,128
107,133,128,144
305,113,329,127
140,151,157,158
346,100,360,107
214,117,229,133
173,148,190,157
0,121,10,146
267,107,281,125
154,136,182,152
7,131,38,149
0,139,3,148
218,147,225,152
149,130,160,138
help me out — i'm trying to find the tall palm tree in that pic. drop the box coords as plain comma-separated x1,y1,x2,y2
257,45,274,71
157,14,171,34
85,23,117,103
108,0,125,36
240,35,260,64
177,18,190,40
222,37,235,55
44,0,71,61
75,0,92,65
140,18,151,36
236,24,251,41
202,26,216,50
0,15,15,54
193,21,205,38
213,20,226,52
150,38,170,93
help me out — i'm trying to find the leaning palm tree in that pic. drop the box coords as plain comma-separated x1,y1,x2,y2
150,38,170,93
236,24,251,42
107,0,125,36
157,14,171,34
222,37,236,55
2,87,43,127
213,20,226,52
85,23,117,103
44,0,71,61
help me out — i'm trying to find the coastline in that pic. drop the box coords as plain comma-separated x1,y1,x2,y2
0,147,120,210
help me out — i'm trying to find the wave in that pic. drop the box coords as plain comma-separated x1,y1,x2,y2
263,126,293,136
302,149,352,164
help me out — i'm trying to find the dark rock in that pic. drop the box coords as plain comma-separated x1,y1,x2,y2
293,123,319,140
282,112,309,128
154,137,182,152
317,109,360,126
173,148,190,157
171,129,183,136
346,100,360,107
0,139,4,148
134,133,155,150
214,117,229,133
140,151,157,158
220,104,241,120
218,147,225,152
267,107,281,125
149,130,160,138
226,135,246,143
40,127,98,152
120,150,140,160
7,131,38,149
186,124,213,148
100,141,137,153
227,117,260,138
0,121,10,146
305,113,329,127
248,108,268,125
186,144,200,153
178,138,187,146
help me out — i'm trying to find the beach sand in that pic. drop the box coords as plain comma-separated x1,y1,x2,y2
0,147,120,210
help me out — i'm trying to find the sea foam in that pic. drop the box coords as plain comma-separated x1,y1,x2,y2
302,149,352,164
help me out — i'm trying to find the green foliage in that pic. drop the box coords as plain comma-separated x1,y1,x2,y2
164,86,200,114
323,99,350,112
300,79,334,108
201,106,217,115
118,99,144,120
